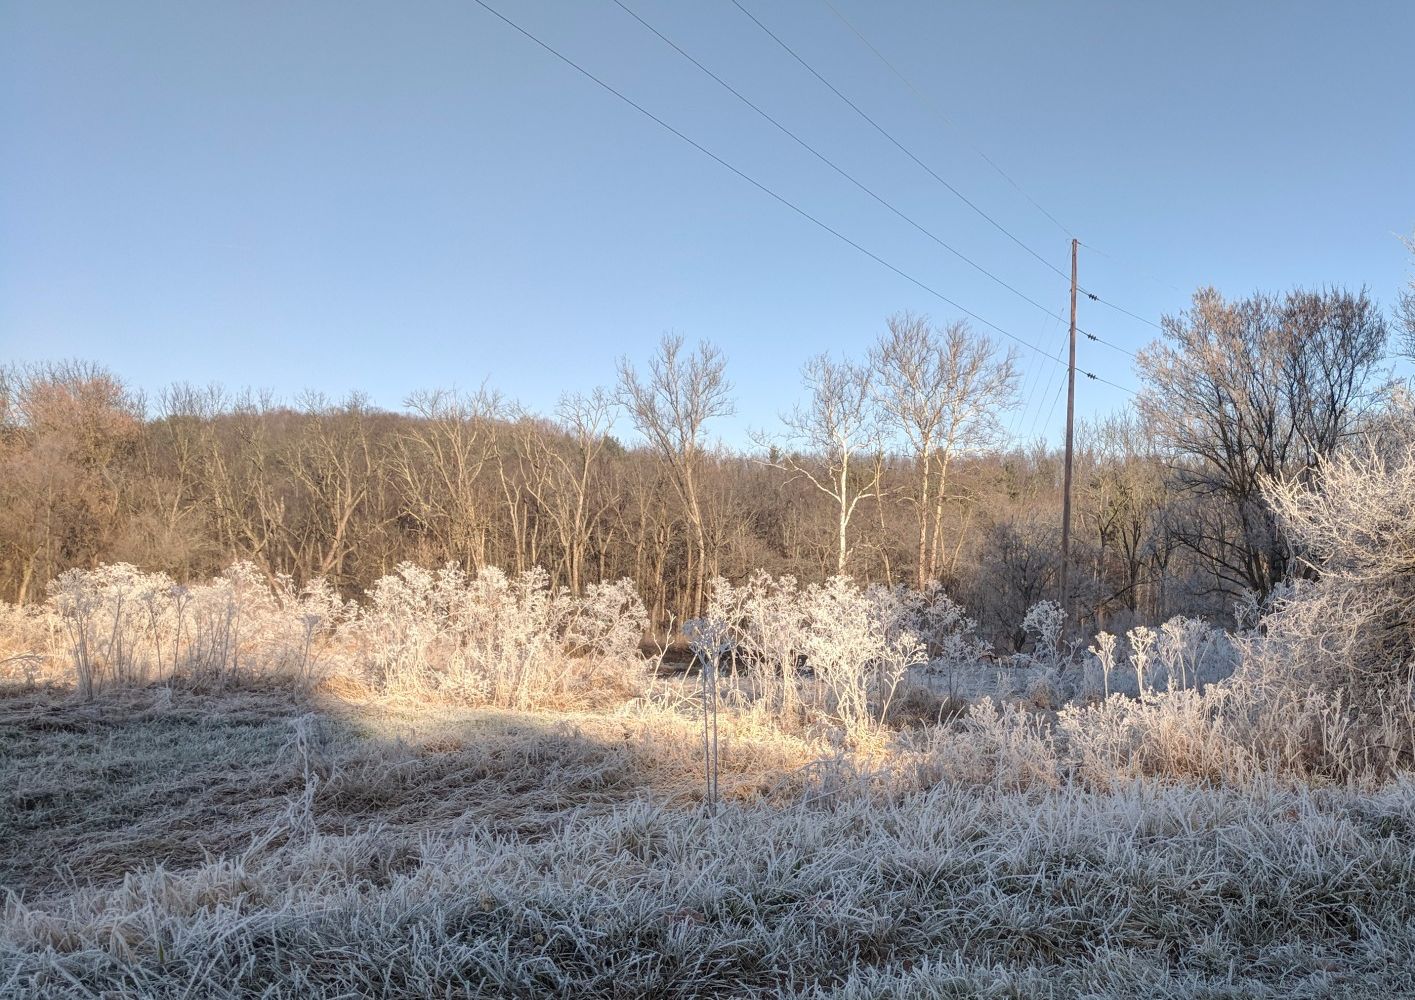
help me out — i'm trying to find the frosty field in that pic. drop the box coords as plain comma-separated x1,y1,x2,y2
5,669,1415,998
5,433,1415,998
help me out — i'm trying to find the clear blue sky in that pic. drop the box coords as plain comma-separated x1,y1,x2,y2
3,1,1413,444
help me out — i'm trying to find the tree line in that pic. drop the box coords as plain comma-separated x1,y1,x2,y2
2,281,1405,647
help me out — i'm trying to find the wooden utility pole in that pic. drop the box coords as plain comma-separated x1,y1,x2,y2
1059,238,1078,623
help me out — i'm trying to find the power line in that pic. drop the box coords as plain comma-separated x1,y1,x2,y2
1008,310,1063,441
727,0,1073,286
817,0,1075,241
626,0,1152,355
729,0,1161,354
608,0,1070,332
1024,325,1134,447
631,0,1160,358
1029,380,1061,441
1083,366,1134,395
798,3,1186,333
1082,330,1138,360
1081,240,1187,295
1043,371,1068,436
1027,339,1067,442
470,0,1128,391
1081,285,1166,331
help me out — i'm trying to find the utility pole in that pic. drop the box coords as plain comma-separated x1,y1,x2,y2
1059,238,1078,626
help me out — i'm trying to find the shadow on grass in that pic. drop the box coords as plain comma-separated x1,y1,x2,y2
0,676,805,902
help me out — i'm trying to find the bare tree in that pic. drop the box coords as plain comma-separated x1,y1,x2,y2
22,303,1376,649
0,362,143,601
767,354,881,574
1077,412,1169,619
514,389,618,593
1400,231,1415,361
135,383,225,578
1136,286,1389,596
194,389,291,579
390,387,502,569
616,335,733,616
871,313,1020,588
283,392,379,584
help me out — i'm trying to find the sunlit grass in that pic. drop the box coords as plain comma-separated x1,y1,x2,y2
4,682,1415,997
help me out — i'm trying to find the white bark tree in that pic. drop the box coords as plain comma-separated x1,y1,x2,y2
616,335,733,615
871,313,1020,588
770,354,881,574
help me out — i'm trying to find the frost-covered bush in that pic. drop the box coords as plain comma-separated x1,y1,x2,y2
1126,625,1156,695
32,560,647,706
867,581,985,666
1058,686,1248,788
0,600,63,687
459,567,574,708
905,697,1062,790
357,563,454,683
183,564,347,684
798,577,925,737
1089,631,1118,697
1253,421,1415,706
685,587,738,671
25,559,652,706
1155,616,1235,689
694,573,807,723
568,578,649,664
47,564,173,695
44,562,349,696
1213,421,1415,772
694,574,932,736
1083,618,1234,700
358,563,647,708
359,563,565,707
1021,600,1066,666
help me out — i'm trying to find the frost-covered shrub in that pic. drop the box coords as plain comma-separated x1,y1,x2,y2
360,564,558,707
684,612,732,672
695,574,933,735
868,581,985,666
696,573,807,723
1057,686,1248,787
1174,419,1415,775
180,563,346,684
47,564,162,695
906,698,1062,790
0,600,63,686
1126,625,1156,695
31,559,650,706
1021,600,1066,665
685,586,739,671
358,563,645,709
1089,631,1118,697
358,563,455,683
1252,422,1415,706
44,562,348,696
460,567,573,708
799,577,924,737
1077,619,1234,700
1154,616,1235,690
568,578,649,664
277,576,350,682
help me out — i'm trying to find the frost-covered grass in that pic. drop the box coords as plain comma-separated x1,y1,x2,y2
4,683,1415,998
